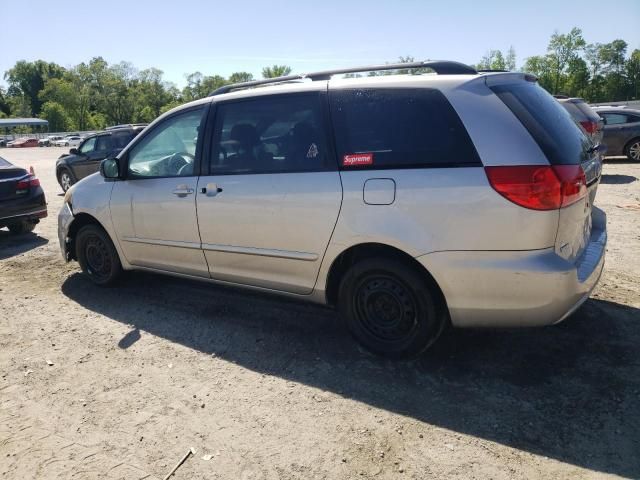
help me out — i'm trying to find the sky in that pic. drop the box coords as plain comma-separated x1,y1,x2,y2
1,0,639,88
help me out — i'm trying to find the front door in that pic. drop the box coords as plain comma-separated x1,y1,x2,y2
197,93,342,294
110,106,209,277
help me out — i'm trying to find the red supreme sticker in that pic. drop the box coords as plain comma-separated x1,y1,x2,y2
343,153,373,166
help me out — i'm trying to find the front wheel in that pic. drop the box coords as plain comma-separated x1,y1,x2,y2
58,168,74,192
76,225,122,286
338,258,446,358
625,138,640,161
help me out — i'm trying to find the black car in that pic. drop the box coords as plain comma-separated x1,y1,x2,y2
0,156,47,234
55,125,146,191
592,107,640,161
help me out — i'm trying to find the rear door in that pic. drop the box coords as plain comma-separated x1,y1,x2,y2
196,93,342,294
490,80,600,263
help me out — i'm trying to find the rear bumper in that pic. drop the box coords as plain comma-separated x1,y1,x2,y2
417,207,607,328
0,189,47,226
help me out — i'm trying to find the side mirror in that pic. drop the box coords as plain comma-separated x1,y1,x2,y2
69,147,79,155
100,157,120,179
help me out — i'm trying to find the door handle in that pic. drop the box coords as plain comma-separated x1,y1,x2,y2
172,186,194,197
203,183,223,197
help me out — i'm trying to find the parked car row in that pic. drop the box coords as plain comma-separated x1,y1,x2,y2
555,95,640,161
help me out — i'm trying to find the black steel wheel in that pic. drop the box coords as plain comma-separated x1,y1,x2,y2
76,225,122,286
338,257,446,358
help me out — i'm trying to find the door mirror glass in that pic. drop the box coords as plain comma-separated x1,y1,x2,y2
69,147,78,155
100,158,120,179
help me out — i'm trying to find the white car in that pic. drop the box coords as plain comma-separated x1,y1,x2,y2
39,135,63,147
54,136,82,147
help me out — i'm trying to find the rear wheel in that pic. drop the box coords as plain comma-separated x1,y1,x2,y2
76,225,122,286
625,138,640,161
338,258,446,358
7,221,36,235
58,168,74,192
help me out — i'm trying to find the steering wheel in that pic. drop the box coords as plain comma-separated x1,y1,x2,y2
168,152,195,175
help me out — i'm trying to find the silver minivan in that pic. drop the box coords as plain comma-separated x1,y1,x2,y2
58,61,606,357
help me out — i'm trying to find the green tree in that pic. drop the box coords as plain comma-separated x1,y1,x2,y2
262,65,292,78
625,49,640,99
228,72,254,83
40,101,72,131
547,27,586,94
3,60,65,115
505,46,517,71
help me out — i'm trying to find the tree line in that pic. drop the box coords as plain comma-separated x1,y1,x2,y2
0,60,292,132
0,27,637,133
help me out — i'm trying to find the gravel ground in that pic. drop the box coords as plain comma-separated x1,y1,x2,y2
1,147,639,480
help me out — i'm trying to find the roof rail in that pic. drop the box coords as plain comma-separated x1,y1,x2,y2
209,60,477,96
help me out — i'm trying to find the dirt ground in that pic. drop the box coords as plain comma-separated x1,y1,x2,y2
1,147,639,480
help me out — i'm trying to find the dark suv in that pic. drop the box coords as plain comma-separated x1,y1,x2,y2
55,125,146,191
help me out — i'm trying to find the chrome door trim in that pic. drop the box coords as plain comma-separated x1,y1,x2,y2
201,243,318,261
121,236,201,250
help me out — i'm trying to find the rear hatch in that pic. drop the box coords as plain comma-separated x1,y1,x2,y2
489,80,601,263
0,157,28,202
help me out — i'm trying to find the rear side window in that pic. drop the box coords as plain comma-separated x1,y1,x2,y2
210,94,329,175
573,102,601,122
330,88,480,169
491,83,591,165
112,131,136,149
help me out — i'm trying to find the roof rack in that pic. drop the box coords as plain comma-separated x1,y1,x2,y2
209,60,477,96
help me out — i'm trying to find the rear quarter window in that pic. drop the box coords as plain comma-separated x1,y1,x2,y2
329,88,480,169
491,83,592,165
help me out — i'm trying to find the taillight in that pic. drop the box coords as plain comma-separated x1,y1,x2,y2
553,165,587,207
15,168,40,194
485,165,587,210
580,120,599,134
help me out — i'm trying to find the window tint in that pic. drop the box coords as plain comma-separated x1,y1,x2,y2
330,88,480,169
628,114,640,123
79,137,96,154
95,135,111,152
491,82,592,165
127,108,204,178
603,113,628,125
211,94,328,174
112,131,136,149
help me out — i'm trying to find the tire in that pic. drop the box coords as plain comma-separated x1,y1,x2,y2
7,221,36,235
338,257,446,358
624,138,640,161
58,168,74,192
65,142,69,146
76,225,122,286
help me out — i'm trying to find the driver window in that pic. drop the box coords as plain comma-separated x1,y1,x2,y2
79,137,96,154
127,107,204,178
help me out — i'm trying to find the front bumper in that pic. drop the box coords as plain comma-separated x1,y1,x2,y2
58,202,74,261
417,207,607,328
